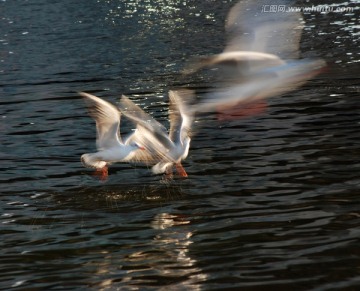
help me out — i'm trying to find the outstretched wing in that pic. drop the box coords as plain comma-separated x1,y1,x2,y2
225,0,303,59
168,89,194,145
125,125,170,164
119,95,174,150
79,92,122,150
182,0,301,75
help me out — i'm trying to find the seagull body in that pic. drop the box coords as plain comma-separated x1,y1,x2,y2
119,90,193,177
80,92,147,180
184,51,285,77
193,58,326,113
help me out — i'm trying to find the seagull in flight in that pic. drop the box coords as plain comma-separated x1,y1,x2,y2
183,0,326,116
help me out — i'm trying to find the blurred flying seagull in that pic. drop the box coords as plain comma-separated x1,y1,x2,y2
183,0,326,114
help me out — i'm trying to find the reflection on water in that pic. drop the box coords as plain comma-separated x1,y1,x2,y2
133,213,202,290
88,212,205,290
1,0,360,290
127,213,203,289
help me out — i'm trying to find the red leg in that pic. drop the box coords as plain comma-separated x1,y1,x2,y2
175,162,188,178
93,166,108,181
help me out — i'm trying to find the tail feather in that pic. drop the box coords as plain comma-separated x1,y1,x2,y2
152,162,173,175
81,153,106,169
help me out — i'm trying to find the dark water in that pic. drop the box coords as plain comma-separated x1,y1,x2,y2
1,0,359,290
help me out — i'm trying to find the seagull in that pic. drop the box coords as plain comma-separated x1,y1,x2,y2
183,0,326,115
119,90,194,178
79,92,147,180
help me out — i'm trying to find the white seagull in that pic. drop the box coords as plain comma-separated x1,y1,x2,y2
119,90,194,178
184,0,326,114
79,92,147,180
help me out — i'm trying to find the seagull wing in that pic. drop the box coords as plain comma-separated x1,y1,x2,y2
225,0,303,59
168,90,194,145
124,126,169,164
79,92,122,150
119,95,174,151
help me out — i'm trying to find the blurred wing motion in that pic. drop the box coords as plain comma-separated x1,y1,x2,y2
183,0,326,116
79,92,122,150
194,58,326,113
119,95,173,160
225,0,303,58
119,95,169,141
119,90,194,176
169,89,194,147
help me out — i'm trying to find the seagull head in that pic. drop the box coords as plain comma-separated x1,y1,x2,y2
134,143,146,151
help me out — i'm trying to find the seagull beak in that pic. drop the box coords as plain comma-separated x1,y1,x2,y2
138,145,146,150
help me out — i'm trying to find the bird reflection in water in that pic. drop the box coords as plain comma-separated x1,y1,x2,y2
91,213,206,290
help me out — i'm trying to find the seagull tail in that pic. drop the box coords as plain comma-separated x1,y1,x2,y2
152,162,173,175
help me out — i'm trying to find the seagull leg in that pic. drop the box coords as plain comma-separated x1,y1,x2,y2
164,165,174,180
93,166,108,181
216,100,268,121
175,162,188,178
